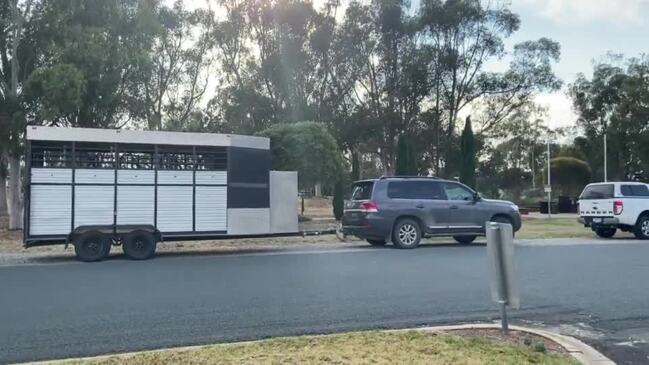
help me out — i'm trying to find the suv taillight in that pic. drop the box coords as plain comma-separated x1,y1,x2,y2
360,200,379,213
614,200,623,215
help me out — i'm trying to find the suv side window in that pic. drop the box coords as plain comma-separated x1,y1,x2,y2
387,181,443,200
441,182,474,201
621,184,649,197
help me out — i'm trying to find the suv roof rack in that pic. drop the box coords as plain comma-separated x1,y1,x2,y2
379,175,441,180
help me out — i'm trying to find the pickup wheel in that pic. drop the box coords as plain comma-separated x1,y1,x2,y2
595,228,616,238
74,232,111,262
453,235,477,245
392,218,422,249
634,215,649,240
366,239,387,247
123,231,157,260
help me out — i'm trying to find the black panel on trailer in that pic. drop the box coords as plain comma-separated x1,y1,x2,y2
227,147,270,209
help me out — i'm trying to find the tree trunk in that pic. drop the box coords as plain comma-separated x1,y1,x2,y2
351,149,360,182
7,155,23,230
0,174,7,217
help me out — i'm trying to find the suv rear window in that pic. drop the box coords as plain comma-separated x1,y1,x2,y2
350,181,374,200
580,184,614,199
387,181,443,200
621,184,649,197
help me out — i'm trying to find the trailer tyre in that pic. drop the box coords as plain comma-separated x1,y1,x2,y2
74,232,111,262
123,231,157,260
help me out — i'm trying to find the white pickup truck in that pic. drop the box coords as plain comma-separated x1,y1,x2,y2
578,182,649,239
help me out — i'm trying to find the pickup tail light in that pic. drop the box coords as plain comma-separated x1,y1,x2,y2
614,200,623,215
360,200,379,213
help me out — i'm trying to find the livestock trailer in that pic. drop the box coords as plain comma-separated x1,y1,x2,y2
24,126,298,261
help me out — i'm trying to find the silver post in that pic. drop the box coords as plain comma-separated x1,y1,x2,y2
547,139,551,218
486,222,519,337
499,300,509,335
604,130,608,182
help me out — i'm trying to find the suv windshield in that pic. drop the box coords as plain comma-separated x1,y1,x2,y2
351,181,374,200
580,184,614,199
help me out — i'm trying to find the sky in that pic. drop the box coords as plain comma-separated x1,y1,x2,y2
488,0,649,128
180,0,649,129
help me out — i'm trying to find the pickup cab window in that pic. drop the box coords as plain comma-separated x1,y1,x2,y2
580,184,614,199
621,185,649,197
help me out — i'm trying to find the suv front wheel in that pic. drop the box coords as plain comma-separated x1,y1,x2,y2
392,218,422,249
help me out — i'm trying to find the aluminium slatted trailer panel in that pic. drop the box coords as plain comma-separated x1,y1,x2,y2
24,126,296,247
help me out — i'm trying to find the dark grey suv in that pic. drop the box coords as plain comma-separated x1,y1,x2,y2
342,177,522,248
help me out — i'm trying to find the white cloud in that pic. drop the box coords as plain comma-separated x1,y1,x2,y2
534,92,577,129
516,0,649,26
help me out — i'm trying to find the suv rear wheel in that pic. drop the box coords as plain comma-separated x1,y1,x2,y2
634,214,649,240
392,218,421,249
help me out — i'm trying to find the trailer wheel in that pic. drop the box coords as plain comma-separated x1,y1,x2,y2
123,231,157,260
74,232,111,262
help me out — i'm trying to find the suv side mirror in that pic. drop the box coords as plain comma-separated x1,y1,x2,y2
473,192,482,201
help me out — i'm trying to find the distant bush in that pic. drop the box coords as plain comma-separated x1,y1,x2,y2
259,122,343,190
545,157,591,197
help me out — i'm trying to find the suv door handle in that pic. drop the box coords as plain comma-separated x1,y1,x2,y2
450,205,459,210
416,204,425,209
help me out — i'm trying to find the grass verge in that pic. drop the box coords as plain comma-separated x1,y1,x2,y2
55,330,578,365
517,217,633,239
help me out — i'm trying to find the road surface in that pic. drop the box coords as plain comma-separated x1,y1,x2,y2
1,238,648,364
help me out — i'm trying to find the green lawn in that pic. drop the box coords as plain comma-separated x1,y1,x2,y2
516,217,594,239
517,216,639,240
56,330,577,365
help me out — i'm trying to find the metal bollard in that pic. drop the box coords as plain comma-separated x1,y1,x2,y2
486,222,519,335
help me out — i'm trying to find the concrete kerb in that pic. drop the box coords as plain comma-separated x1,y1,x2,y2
410,323,614,365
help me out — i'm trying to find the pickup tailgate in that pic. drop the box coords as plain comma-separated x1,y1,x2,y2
578,183,616,218
579,199,615,217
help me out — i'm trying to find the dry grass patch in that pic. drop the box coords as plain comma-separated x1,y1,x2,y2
57,330,578,365
300,196,334,218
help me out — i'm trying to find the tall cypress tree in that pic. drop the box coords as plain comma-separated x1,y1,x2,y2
333,178,344,220
460,116,477,189
396,134,417,176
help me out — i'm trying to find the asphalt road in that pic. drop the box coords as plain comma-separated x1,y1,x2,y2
1,239,648,364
